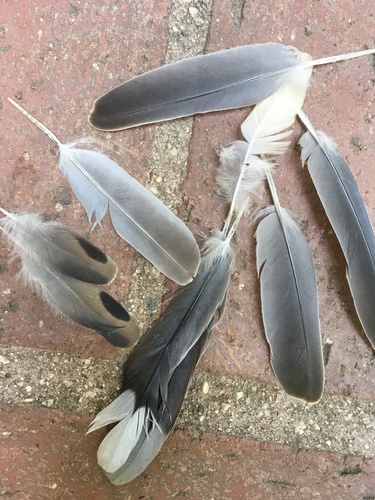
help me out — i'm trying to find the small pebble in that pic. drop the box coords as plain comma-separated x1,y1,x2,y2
202,381,209,394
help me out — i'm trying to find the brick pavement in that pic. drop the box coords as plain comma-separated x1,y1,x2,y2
0,0,374,498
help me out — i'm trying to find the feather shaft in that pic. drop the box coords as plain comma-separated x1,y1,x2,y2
299,111,375,347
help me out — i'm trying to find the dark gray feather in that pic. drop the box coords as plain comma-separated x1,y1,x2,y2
299,129,375,348
107,325,211,485
89,235,233,483
256,208,324,403
89,43,303,130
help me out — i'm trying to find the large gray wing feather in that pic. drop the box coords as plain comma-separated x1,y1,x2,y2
256,208,324,403
300,130,375,348
89,43,303,130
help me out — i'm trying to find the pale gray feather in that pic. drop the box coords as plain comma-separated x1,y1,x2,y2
299,127,375,347
59,143,201,285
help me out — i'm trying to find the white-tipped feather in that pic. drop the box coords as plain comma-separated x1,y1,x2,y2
0,209,141,347
8,98,201,286
88,232,234,484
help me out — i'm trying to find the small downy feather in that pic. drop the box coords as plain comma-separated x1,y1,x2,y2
8,98,201,286
88,43,375,131
255,187,324,403
299,111,375,347
88,231,234,484
0,209,140,347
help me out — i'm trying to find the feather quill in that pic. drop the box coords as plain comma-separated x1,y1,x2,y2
8,98,201,286
0,209,140,347
88,43,375,131
255,176,324,403
299,111,375,347
88,231,233,484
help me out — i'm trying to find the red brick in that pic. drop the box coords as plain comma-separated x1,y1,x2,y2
1,405,374,499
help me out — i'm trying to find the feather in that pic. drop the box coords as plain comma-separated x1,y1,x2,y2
8,98,201,286
255,175,324,403
216,71,323,402
0,209,141,347
88,231,234,484
218,59,312,237
88,43,375,131
299,111,375,348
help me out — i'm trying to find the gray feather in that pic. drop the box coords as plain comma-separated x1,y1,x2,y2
299,128,375,347
59,143,201,285
1,212,117,284
256,208,324,403
89,43,304,130
0,211,140,347
7,99,201,286
88,233,233,483
88,45,375,131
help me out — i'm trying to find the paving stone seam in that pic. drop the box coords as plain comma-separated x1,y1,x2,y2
1,344,374,460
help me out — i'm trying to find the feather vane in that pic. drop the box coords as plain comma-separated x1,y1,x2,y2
299,113,375,347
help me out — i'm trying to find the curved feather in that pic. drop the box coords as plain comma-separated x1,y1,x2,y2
88,233,233,483
7,99,201,285
256,207,324,403
0,210,140,347
299,118,375,347
89,43,307,130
